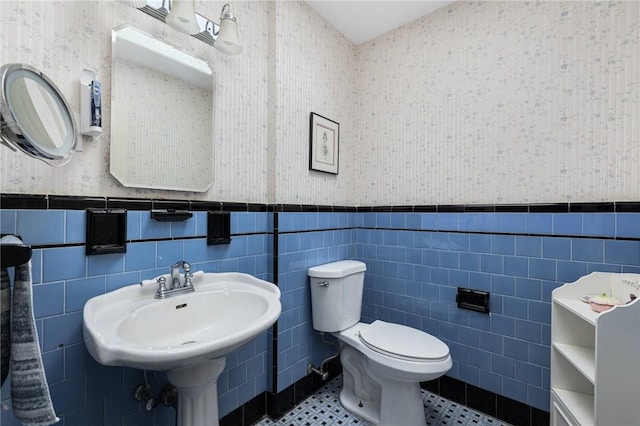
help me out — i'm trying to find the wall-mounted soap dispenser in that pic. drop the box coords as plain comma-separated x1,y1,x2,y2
80,68,102,137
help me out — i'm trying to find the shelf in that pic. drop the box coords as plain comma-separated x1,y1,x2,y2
552,388,594,426
552,343,595,384
554,297,599,325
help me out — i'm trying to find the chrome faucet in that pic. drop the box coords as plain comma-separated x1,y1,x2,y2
155,260,195,299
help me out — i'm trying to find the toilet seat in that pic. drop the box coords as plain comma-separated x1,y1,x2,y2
358,321,449,362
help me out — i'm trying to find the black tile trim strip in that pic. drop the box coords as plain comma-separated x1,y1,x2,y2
425,375,550,426
1,194,639,212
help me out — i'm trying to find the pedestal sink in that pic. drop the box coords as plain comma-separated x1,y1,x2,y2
83,271,281,426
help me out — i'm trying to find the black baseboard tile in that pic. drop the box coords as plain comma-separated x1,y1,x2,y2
466,384,496,417
266,384,294,419
430,375,549,426
219,392,266,426
497,394,530,426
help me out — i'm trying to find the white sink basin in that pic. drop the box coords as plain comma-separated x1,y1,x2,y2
83,272,281,371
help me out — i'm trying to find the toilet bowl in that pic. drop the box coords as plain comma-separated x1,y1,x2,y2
308,260,452,426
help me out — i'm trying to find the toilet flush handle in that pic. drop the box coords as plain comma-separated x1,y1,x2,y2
315,281,329,287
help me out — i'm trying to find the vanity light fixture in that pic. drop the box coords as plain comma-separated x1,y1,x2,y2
165,0,200,35
214,4,242,55
136,0,243,54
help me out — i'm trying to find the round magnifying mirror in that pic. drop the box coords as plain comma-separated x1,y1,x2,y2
0,63,77,166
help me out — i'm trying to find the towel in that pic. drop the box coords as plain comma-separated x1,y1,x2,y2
1,268,10,386
2,235,59,426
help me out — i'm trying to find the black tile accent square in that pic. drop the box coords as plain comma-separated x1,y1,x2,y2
266,386,295,419
439,375,466,406
497,394,530,426
569,202,614,213
531,407,550,426
529,203,568,213
49,195,106,210
466,384,496,417
219,405,243,426
85,209,127,255
107,197,152,211
616,201,640,212
244,392,267,425
152,199,190,211
0,194,47,209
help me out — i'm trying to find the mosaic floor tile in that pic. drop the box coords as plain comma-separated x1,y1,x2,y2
253,376,511,426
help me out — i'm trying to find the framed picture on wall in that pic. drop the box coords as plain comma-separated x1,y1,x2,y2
309,112,339,175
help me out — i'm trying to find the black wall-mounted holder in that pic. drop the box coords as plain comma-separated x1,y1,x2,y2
0,235,32,268
150,209,193,222
207,211,231,245
86,209,127,255
456,287,490,313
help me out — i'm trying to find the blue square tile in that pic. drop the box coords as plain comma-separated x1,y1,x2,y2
504,256,529,277
616,213,640,238
552,213,582,236
33,282,64,318
583,213,615,237
65,210,86,243
572,238,603,262
0,209,16,235
49,375,85,414
376,213,391,228
470,234,492,253
542,237,571,260
87,252,124,276
106,272,140,291
125,242,156,272
157,240,184,267
43,312,83,351
17,210,65,245
516,236,541,257
126,211,141,240
604,240,640,266
515,319,542,343
515,360,542,386
500,213,526,233
492,235,515,255
42,246,86,282
66,276,106,312
459,253,481,271
479,331,502,354
503,337,529,361
503,296,528,319
491,314,515,336
515,278,541,300
557,260,589,283
528,300,551,324
529,258,556,281
526,214,552,235
421,213,437,230
491,275,515,296
481,254,503,274
437,213,458,231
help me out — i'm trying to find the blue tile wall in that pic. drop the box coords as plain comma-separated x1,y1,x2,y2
2,206,638,424
275,212,357,392
355,211,640,412
0,209,273,426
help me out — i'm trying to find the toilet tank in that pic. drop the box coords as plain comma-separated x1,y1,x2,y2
308,260,366,332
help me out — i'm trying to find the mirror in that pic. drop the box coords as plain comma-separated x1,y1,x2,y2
110,25,214,192
0,63,77,166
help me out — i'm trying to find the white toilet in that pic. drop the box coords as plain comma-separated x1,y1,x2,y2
308,260,452,426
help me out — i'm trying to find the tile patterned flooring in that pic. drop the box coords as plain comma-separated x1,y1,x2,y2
253,376,512,426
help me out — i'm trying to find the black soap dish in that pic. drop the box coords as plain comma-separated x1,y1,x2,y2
86,209,127,255
207,211,231,245
150,209,193,222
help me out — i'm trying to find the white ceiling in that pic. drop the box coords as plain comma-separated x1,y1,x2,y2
305,1,455,45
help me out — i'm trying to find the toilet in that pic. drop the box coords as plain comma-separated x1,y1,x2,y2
308,260,452,426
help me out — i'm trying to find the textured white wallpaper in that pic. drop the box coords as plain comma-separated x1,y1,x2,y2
1,1,638,205
0,0,273,203
354,1,639,205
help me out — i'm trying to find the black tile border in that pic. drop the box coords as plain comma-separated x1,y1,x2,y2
424,375,550,426
2,194,639,213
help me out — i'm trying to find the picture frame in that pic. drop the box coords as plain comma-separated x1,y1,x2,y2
309,112,339,174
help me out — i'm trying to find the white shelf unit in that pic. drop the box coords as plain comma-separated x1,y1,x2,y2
551,272,640,426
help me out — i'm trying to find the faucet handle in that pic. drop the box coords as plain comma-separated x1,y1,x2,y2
155,276,168,299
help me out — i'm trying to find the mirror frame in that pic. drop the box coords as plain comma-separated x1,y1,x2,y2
109,24,215,192
0,63,77,166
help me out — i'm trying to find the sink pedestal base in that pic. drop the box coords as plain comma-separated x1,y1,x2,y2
167,358,227,426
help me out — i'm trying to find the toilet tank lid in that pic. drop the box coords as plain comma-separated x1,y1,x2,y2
308,260,366,278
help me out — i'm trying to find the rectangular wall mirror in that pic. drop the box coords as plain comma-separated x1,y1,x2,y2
110,24,215,192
